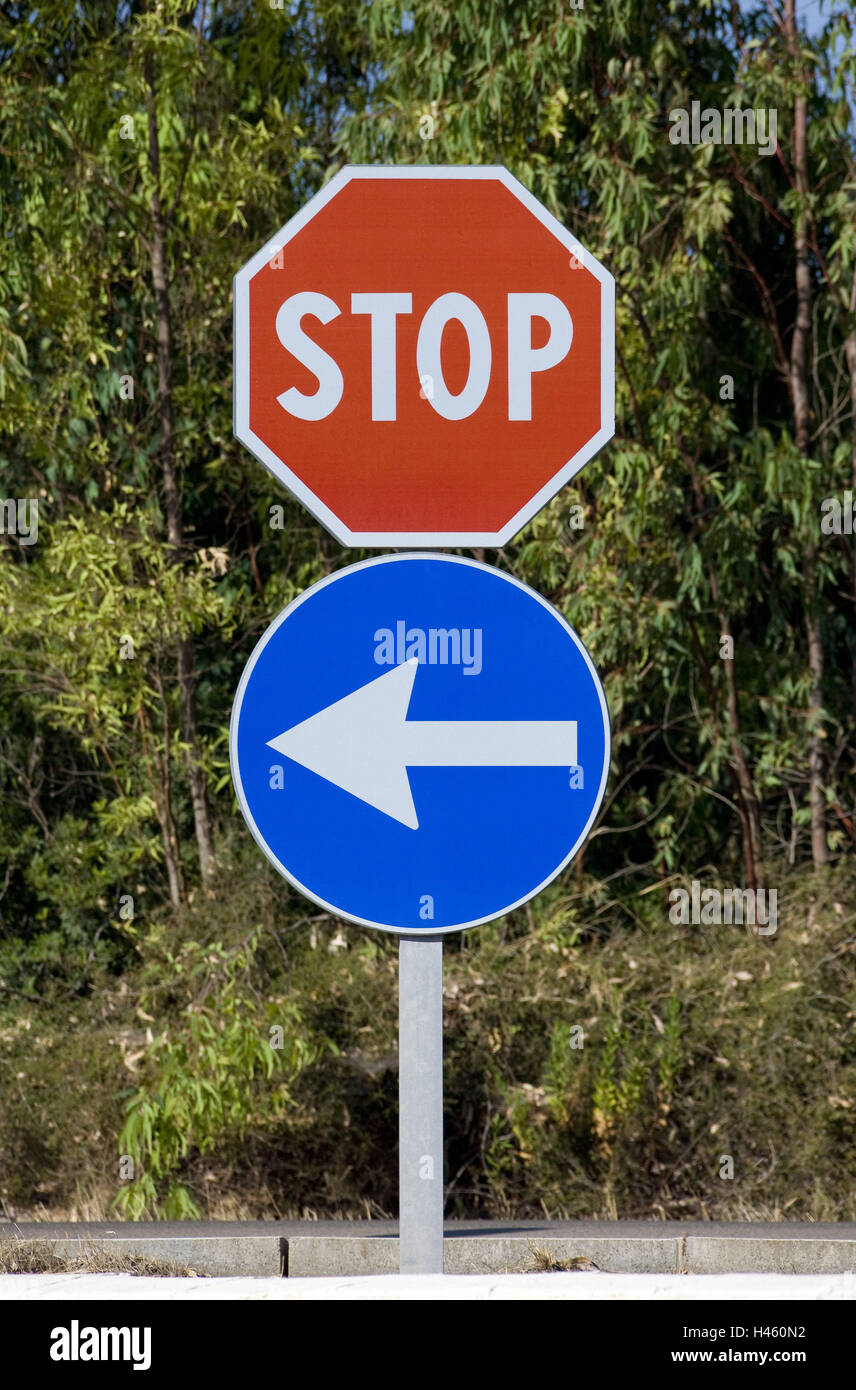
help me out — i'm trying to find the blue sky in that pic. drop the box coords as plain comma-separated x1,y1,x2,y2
737,0,831,39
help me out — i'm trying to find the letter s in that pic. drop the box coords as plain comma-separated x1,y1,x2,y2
276,292,343,420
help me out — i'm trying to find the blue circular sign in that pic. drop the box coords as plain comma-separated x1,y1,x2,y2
230,554,610,934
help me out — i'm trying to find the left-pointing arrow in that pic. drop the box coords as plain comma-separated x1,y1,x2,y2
267,659,578,830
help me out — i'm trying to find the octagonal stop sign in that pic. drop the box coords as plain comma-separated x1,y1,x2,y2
234,166,614,547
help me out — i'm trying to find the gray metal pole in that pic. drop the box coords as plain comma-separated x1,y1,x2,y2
398,935,444,1274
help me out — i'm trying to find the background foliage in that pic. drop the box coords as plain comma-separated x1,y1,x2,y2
0,0,854,1220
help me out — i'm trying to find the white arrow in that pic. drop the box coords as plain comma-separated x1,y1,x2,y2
267,658,578,830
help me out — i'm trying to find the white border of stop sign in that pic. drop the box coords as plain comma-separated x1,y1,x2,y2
233,165,615,549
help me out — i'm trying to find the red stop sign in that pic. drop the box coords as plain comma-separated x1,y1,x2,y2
234,167,614,547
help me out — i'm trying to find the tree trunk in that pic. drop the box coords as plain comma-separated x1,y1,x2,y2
844,273,856,721
681,444,763,888
805,567,828,868
138,702,184,908
786,0,827,867
717,610,764,892
144,52,216,884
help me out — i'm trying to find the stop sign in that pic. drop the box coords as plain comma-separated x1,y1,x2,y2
233,166,614,547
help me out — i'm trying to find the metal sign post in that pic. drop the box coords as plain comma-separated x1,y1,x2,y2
232,173,615,1278
398,936,444,1274
230,555,611,1278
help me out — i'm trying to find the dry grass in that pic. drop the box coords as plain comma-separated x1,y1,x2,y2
3,865,855,1224
0,1240,206,1277
525,1245,600,1272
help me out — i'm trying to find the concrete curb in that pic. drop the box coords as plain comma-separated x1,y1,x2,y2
286,1235,681,1276
4,1231,856,1278
286,1235,856,1277
0,1237,284,1278
684,1237,856,1276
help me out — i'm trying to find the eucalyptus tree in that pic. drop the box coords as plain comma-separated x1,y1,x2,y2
340,0,855,887
0,0,371,918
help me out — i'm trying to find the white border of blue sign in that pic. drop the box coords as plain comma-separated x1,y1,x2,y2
229,554,611,935
233,165,615,549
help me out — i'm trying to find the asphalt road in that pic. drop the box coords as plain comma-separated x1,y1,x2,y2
5,1219,856,1240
